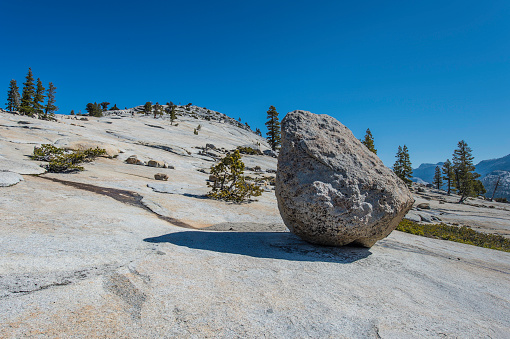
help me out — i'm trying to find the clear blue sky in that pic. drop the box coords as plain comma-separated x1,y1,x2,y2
2,0,509,167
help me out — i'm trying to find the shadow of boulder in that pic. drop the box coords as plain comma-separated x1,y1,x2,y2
144,231,371,264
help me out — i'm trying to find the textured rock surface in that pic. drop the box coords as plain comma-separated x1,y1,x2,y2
0,171,23,187
154,173,168,181
1,110,509,337
276,110,414,247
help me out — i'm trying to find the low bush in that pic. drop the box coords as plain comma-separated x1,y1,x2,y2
236,146,263,155
495,197,508,203
31,144,106,173
207,150,262,203
397,219,510,252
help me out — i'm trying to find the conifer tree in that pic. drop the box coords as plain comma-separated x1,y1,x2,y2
85,102,102,117
442,159,454,195
6,79,21,112
361,128,377,154
144,101,152,115
70,110,75,115
265,105,281,151
473,180,486,197
255,128,262,136
393,145,412,187
33,78,45,116
100,102,110,111
44,82,58,118
20,68,36,115
452,140,480,203
153,102,163,118
110,104,119,110
433,166,443,190
166,102,177,125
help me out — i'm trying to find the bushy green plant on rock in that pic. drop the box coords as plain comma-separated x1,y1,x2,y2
31,144,106,173
207,150,262,203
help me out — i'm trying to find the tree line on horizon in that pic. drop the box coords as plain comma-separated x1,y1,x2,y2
361,129,485,203
5,68,58,120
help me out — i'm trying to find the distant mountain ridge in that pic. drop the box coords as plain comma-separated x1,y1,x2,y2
411,154,510,199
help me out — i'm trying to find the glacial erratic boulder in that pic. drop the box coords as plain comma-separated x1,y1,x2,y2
276,110,414,247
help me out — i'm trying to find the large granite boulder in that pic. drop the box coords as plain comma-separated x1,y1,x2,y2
276,110,414,247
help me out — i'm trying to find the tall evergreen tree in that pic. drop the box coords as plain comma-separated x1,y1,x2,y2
167,102,177,125
44,82,58,118
361,128,377,154
452,140,480,203
265,105,281,151
6,79,21,112
33,78,45,116
442,159,454,195
393,145,413,187
255,128,262,136
433,166,443,190
20,68,36,115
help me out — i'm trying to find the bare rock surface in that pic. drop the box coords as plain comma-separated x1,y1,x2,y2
276,110,414,247
0,156,46,174
0,171,23,187
0,110,509,337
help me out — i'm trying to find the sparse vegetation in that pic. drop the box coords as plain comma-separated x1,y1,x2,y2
452,140,481,203
393,145,412,187
31,144,106,173
265,105,281,151
361,128,377,154
397,219,510,252
237,146,262,155
207,150,262,203
6,79,21,112
86,102,103,117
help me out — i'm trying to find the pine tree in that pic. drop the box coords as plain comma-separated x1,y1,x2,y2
473,180,486,197
442,159,454,195
166,102,177,125
361,128,377,154
255,128,262,136
85,102,102,117
110,104,119,110
6,79,21,112
100,102,110,111
433,166,443,190
153,102,163,118
393,145,412,187
44,82,58,118
452,140,480,203
20,68,36,115
265,105,281,151
70,110,75,115
33,78,45,116
144,101,152,115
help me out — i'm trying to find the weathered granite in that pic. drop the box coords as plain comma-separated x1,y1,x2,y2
276,110,414,247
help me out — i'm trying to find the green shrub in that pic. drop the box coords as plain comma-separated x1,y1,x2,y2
236,146,263,155
207,150,262,203
397,219,510,252
31,144,106,173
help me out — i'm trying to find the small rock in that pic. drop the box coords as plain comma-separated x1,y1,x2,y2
154,173,168,181
148,160,166,168
209,175,218,182
416,203,431,209
206,143,216,150
263,150,277,158
125,155,139,164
